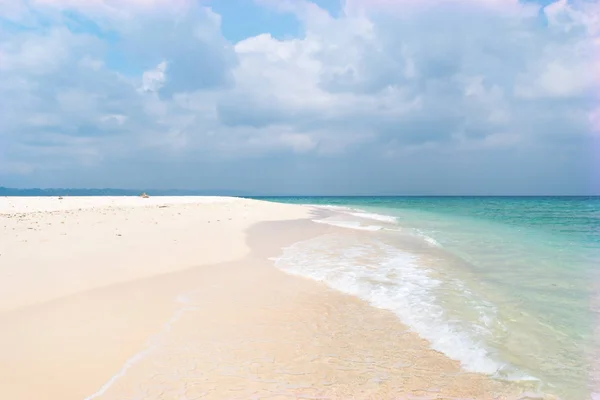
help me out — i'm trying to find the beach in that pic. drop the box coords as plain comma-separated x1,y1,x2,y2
0,196,544,399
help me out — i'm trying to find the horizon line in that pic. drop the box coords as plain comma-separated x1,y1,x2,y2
1,188,599,197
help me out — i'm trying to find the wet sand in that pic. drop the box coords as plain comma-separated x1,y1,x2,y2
0,197,533,399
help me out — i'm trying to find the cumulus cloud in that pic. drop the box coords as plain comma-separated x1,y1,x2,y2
141,61,167,93
230,0,597,151
0,0,598,193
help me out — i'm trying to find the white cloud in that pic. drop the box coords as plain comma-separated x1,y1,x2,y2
0,28,87,75
343,0,538,17
30,0,193,20
516,60,595,99
590,107,600,134
0,0,597,193
141,61,167,93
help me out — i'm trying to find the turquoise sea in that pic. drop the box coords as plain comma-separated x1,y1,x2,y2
259,196,600,399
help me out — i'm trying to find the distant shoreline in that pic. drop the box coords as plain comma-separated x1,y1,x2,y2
1,188,598,198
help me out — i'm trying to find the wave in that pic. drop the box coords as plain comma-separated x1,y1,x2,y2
310,205,356,212
271,233,535,382
312,219,383,231
414,230,442,247
349,212,397,223
309,205,397,224
310,205,445,250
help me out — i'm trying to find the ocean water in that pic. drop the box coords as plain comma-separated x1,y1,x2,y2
259,196,600,399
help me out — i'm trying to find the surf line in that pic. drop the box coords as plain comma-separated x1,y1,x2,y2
83,293,198,400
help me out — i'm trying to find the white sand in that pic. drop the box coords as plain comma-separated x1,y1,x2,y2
0,196,309,313
0,195,240,214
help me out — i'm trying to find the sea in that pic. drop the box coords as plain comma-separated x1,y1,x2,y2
257,196,600,400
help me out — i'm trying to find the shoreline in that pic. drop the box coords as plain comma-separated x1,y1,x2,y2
0,196,540,399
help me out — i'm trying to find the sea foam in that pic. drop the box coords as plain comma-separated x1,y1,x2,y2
348,212,398,223
312,219,383,231
414,230,443,247
311,205,397,224
272,233,525,379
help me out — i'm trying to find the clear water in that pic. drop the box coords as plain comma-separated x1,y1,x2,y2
257,196,600,399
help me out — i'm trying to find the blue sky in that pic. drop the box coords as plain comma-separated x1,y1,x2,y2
0,0,598,195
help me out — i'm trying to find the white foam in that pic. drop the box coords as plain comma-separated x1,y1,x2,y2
312,219,383,231
310,205,356,212
414,230,442,247
348,212,397,223
310,205,397,224
271,233,528,379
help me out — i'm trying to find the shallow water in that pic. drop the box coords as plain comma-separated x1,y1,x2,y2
83,242,528,400
261,196,600,399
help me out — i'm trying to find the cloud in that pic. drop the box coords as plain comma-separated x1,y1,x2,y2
343,0,534,16
0,0,598,193
230,0,597,150
29,0,193,19
141,61,167,93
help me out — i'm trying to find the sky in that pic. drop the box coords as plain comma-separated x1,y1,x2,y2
0,0,599,195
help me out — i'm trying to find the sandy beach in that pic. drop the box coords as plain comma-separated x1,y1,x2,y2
0,196,535,399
